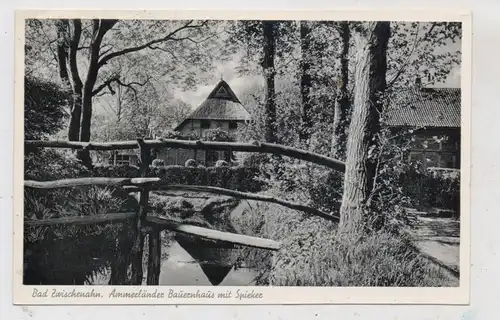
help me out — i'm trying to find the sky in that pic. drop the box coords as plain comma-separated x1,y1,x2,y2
172,62,461,114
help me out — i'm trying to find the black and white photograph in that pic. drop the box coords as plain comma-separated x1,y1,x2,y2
15,10,470,304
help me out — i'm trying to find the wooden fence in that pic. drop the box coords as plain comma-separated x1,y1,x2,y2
24,138,345,285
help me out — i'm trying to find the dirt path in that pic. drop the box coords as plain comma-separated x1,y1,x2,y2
409,215,460,276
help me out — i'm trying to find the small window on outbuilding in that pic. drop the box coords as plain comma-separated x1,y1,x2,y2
110,154,131,166
229,121,238,130
216,86,229,98
201,120,210,129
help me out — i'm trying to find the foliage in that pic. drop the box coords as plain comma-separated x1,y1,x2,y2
25,148,89,181
401,168,460,213
361,126,419,235
24,75,70,140
115,89,194,139
24,19,463,286
151,158,165,167
387,22,462,90
26,18,223,145
158,130,200,140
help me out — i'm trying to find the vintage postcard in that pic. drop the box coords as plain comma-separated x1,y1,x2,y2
13,9,471,305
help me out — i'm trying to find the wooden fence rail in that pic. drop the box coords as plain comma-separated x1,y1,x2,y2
125,184,340,222
24,212,280,251
24,177,160,189
24,138,345,286
25,139,346,172
24,176,339,222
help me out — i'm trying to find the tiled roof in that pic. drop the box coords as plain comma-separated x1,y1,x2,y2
384,88,461,128
174,80,251,130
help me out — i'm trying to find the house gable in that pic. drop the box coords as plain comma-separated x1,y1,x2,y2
173,80,250,131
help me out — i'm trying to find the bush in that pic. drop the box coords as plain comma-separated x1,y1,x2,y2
308,169,344,214
25,148,89,181
151,158,165,167
88,164,264,192
24,75,70,141
91,163,140,178
401,169,460,213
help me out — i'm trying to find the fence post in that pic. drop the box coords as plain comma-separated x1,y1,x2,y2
129,138,151,285
147,227,161,285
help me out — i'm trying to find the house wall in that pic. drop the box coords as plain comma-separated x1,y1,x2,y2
92,152,139,166
166,119,242,166
393,127,461,170
178,119,242,138
156,148,208,166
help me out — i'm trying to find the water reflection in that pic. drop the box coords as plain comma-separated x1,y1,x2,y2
160,241,257,286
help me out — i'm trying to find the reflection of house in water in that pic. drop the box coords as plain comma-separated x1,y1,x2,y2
385,87,461,171
156,79,251,167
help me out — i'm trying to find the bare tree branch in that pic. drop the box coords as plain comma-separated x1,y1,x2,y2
147,45,179,61
92,74,151,96
97,20,205,68
99,44,114,58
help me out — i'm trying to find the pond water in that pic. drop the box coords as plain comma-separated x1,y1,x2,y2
159,240,258,286
90,196,261,286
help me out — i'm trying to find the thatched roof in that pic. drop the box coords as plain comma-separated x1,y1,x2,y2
174,80,251,130
384,88,461,128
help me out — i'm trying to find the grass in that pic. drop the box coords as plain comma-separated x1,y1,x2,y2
270,229,457,287
231,200,458,287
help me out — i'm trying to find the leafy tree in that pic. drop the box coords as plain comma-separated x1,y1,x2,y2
92,85,193,141
27,18,221,165
224,21,301,144
386,21,462,90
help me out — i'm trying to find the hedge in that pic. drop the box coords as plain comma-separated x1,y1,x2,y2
400,169,460,213
90,165,264,192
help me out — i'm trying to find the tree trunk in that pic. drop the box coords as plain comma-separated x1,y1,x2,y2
331,22,351,159
339,22,391,234
55,21,70,89
299,21,313,145
67,20,83,142
68,96,83,141
261,21,277,144
55,20,81,142
78,20,111,166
